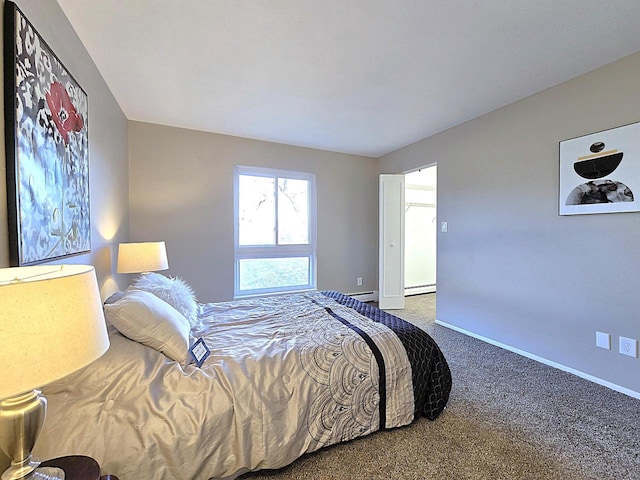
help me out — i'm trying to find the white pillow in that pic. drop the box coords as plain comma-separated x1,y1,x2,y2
104,290,190,363
131,272,199,327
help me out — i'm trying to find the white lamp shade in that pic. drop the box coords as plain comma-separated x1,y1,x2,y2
116,241,169,274
0,265,110,399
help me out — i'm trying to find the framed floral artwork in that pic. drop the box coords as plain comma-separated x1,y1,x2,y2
559,121,640,216
3,1,90,265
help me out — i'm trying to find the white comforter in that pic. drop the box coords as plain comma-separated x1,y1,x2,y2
36,292,414,479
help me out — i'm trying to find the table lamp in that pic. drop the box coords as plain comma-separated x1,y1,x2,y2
0,265,110,480
116,241,169,274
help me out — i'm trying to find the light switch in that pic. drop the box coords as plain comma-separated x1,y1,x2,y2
441,221,448,233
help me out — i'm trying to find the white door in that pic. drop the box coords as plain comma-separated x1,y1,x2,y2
379,174,405,309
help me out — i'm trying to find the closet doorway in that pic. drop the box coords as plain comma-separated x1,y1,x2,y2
404,164,437,296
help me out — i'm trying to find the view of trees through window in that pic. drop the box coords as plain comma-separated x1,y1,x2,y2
235,166,316,296
238,176,309,246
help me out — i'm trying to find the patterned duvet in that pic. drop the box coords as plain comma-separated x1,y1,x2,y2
36,291,451,479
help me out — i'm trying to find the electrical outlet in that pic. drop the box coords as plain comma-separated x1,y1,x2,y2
357,277,363,286
619,336,638,358
596,331,611,349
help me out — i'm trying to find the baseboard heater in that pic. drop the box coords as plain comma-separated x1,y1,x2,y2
405,284,436,296
346,291,377,302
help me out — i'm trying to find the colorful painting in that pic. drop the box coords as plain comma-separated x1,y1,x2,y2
559,122,640,216
4,1,90,265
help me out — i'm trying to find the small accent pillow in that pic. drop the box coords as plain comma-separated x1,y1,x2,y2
104,289,190,363
104,290,125,305
131,272,199,327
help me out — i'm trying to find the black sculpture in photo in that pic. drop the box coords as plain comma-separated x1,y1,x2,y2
565,141,634,205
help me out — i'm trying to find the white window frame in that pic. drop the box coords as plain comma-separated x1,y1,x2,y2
233,165,317,298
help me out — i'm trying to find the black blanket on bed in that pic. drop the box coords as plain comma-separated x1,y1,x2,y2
321,290,451,421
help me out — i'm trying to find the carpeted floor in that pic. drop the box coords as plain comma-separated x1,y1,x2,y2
241,294,640,479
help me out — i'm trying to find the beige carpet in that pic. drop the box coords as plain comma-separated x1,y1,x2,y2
241,294,640,479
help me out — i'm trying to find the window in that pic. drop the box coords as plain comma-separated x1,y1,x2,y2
234,165,316,297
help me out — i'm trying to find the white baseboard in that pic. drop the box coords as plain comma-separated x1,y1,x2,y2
346,290,378,302
435,319,640,400
405,285,436,296
346,289,436,302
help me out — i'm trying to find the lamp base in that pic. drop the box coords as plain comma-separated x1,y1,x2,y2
0,391,47,480
24,467,65,480
2,463,64,480
0,456,39,480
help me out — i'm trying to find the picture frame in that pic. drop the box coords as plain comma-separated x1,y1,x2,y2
3,1,90,265
559,122,640,216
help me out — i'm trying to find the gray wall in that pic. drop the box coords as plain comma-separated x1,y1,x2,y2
128,121,378,302
379,52,640,395
0,0,129,471
0,0,129,296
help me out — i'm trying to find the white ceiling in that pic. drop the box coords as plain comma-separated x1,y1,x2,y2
56,0,640,158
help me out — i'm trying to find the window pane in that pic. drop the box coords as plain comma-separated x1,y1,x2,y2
239,175,275,245
239,257,310,291
278,178,309,245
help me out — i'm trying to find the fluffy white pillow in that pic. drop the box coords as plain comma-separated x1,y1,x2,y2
131,272,199,327
104,289,190,363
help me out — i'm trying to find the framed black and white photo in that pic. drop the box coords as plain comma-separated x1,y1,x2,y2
559,122,640,216
4,1,90,265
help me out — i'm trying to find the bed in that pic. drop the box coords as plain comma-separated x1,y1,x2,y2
34,275,451,480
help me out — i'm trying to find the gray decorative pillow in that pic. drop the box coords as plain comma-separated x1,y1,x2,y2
104,290,125,305
131,272,199,327
104,290,190,363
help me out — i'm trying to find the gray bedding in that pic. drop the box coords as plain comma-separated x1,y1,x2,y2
36,291,450,479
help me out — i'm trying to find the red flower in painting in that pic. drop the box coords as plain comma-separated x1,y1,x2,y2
45,81,84,145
